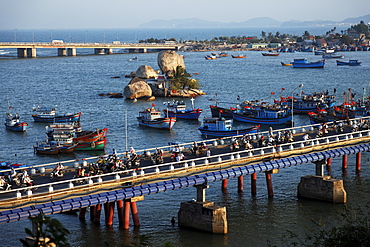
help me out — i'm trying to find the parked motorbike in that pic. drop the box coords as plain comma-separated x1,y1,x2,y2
49,168,64,179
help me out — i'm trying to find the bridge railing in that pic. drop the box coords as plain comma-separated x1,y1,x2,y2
1,122,369,200
2,116,369,177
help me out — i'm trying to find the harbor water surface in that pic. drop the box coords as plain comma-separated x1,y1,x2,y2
0,28,370,246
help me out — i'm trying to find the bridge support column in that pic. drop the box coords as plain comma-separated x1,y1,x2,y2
251,173,257,195
106,202,115,226
94,204,102,224
17,48,27,58
326,158,332,167
139,48,147,53
221,179,228,191
57,48,67,56
117,200,124,226
131,202,140,226
195,184,209,202
356,152,361,171
314,160,326,176
124,200,131,229
79,208,87,220
67,48,76,56
265,172,274,197
238,176,244,192
90,205,96,222
27,48,36,58
342,155,348,169
104,48,113,54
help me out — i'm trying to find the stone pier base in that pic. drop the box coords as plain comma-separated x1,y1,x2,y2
297,175,347,203
178,201,227,234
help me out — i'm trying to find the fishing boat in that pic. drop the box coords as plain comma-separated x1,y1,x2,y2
74,137,107,151
163,99,202,120
232,104,292,125
198,116,260,137
137,105,176,130
33,141,78,155
210,105,235,119
205,55,217,60
218,52,228,57
281,62,292,66
5,113,28,132
74,128,108,143
322,53,344,59
336,60,361,66
277,91,336,114
262,52,279,56
292,58,325,68
32,106,81,123
231,54,246,58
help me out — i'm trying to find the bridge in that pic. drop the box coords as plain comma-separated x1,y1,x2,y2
0,117,368,233
0,42,181,58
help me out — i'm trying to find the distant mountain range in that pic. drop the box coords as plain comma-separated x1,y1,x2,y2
138,15,370,28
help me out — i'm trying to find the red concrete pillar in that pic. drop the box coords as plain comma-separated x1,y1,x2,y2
238,176,244,192
103,203,109,221
326,158,332,167
251,173,257,195
356,152,361,171
117,200,124,226
130,202,140,226
342,155,348,169
90,205,96,222
94,204,102,224
124,200,131,229
79,207,87,219
265,173,274,197
221,179,228,190
106,202,115,226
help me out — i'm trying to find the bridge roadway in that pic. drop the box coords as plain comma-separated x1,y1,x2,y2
0,42,181,57
0,118,369,223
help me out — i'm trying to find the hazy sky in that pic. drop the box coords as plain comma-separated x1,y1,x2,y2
1,0,369,29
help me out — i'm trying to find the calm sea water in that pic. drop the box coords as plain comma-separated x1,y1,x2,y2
0,28,369,246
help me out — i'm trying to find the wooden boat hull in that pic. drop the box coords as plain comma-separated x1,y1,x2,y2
232,112,292,125
281,62,292,66
137,117,176,130
231,55,246,58
292,60,325,68
198,125,259,137
262,53,279,56
73,128,108,143
336,60,361,66
59,143,78,153
5,122,28,132
34,146,60,155
74,138,107,151
164,109,202,120
32,112,81,123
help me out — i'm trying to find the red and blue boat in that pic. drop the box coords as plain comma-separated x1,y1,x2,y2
163,99,202,120
32,106,81,123
198,116,259,137
5,113,28,132
232,104,292,125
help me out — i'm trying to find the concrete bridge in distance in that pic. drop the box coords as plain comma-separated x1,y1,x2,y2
0,118,369,233
0,42,181,58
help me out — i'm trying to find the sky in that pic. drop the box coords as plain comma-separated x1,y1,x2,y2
0,0,369,30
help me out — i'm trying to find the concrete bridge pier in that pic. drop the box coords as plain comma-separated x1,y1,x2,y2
67,48,76,56
356,152,361,171
178,184,228,234
138,48,147,53
94,48,104,55
17,48,36,58
342,155,348,169
251,173,257,195
58,48,67,56
221,179,228,191
79,208,87,220
238,176,244,192
27,48,36,58
94,204,102,224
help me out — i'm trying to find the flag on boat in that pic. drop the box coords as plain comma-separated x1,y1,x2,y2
152,103,156,107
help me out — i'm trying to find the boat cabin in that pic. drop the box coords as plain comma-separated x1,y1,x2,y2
165,101,187,112
201,117,232,131
139,107,163,121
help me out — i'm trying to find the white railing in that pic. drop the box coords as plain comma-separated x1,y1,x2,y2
1,120,369,200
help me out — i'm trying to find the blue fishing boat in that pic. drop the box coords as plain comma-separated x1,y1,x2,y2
138,104,176,130
292,58,325,68
336,60,361,66
5,113,28,132
163,99,202,120
277,91,336,114
232,104,292,125
322,53,344,59
32,106,81,123
198,116,259,137
210,105,235,119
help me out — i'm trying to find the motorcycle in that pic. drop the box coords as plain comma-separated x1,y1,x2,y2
49,168,64,179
